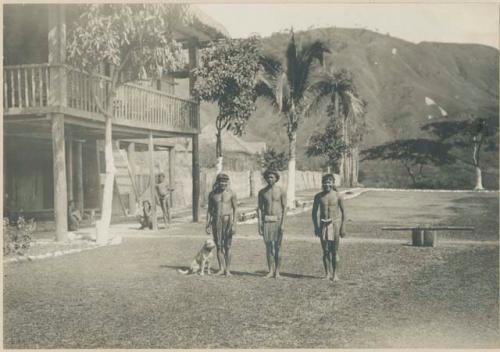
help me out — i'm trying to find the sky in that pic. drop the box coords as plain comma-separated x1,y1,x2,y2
197,3,499,48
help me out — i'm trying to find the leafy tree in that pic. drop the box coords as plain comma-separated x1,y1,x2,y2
422,114,498,190
361,139,455,188
262,147,289,171
193,37,261,174
306,118,347,173
67,4,189,237
306,68,366,186
257,30,329,207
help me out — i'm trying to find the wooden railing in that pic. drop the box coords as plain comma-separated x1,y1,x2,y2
66,66,112,113
4,64,199,132
3,64,50,109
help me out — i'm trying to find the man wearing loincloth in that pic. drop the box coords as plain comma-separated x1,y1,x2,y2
312,174,346,281
206,173,238,277
258,169,287,279
155,172,171,228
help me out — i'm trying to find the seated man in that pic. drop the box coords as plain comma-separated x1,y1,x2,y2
68,200,82,232
139,200,153,230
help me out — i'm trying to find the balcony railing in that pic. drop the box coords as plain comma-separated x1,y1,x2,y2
4,64,199,133
3,64,50,109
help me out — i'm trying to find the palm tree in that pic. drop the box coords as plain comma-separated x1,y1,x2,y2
256,30,329,208
306,68,366,186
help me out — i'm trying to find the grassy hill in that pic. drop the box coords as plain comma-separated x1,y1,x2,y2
200,27,499,189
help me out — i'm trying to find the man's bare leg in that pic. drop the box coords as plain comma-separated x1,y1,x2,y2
330,242,339,281
265,242,274,278
224,243,232,277
160,199,169,228
321,240,331,280
216,247,225,275
274,241,281,279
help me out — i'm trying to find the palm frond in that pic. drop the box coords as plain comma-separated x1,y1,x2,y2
346,91,365,118
303,79,333,116
293,40,330,102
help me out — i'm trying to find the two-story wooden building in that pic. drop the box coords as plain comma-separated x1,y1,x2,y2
3,4,227,240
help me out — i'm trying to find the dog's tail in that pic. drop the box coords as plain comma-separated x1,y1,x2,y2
177,269,190,275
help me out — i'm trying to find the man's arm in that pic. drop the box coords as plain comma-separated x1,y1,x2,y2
231,191,238,234
312,194,320,236
338,195,346,237
280,188,287,231
205,193,213,235
257,190,264,236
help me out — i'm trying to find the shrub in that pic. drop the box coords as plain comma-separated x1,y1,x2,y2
3,217,35,256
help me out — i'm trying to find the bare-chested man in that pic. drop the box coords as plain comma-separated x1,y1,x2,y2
312,174,346,282
155,172,171,228
258,169,287,279
206,173,238,277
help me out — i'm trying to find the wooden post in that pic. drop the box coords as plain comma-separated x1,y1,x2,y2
149,132,158,230
66,131,73,202
192,134,200,222
95,140,103,209
51,113,68,241
412,228,424,247
168,147,175,208
189,39,200,222
188,39,199,94
48,4,67,106
249,170,254,198
75,140,84,214
423,230,436,247
127,142,137,215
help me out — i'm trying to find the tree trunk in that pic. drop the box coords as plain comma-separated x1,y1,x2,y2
342,118,350,186
353,147,359,186
287,130,297,209
402,161,417,188
472,139,484,191
474,166,484,191
97,114,115,243
216,127,223,174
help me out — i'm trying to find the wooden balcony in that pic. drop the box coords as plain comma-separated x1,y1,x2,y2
3,64,199,135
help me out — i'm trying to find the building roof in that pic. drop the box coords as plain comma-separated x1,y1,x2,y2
172,5,229,43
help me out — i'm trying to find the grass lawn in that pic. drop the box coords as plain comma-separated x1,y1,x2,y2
3,190,499,348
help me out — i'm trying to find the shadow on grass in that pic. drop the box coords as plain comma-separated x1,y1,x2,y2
160,265,319,279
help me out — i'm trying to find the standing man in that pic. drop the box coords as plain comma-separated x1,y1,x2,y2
206,173,238,277
312,174,346,282
258,169,287,279
155,172,171,228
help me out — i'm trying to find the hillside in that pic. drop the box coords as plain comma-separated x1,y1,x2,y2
200,27,499,188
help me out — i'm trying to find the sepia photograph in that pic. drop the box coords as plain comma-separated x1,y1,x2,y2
2,1,499,349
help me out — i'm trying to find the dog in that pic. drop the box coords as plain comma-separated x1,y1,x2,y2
178,239,216,275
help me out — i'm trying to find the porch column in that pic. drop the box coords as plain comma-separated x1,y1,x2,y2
51,113,68,241
168,147,175,208
48,4,67,106
66,131,73,202
95,140,103,209
189,39,200,222
127,142,137,215
75,139,85,214
192,134,200,223
149,132,158,230
188,39,199,94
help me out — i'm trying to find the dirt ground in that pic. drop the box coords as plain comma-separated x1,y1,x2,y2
3,190,499,348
